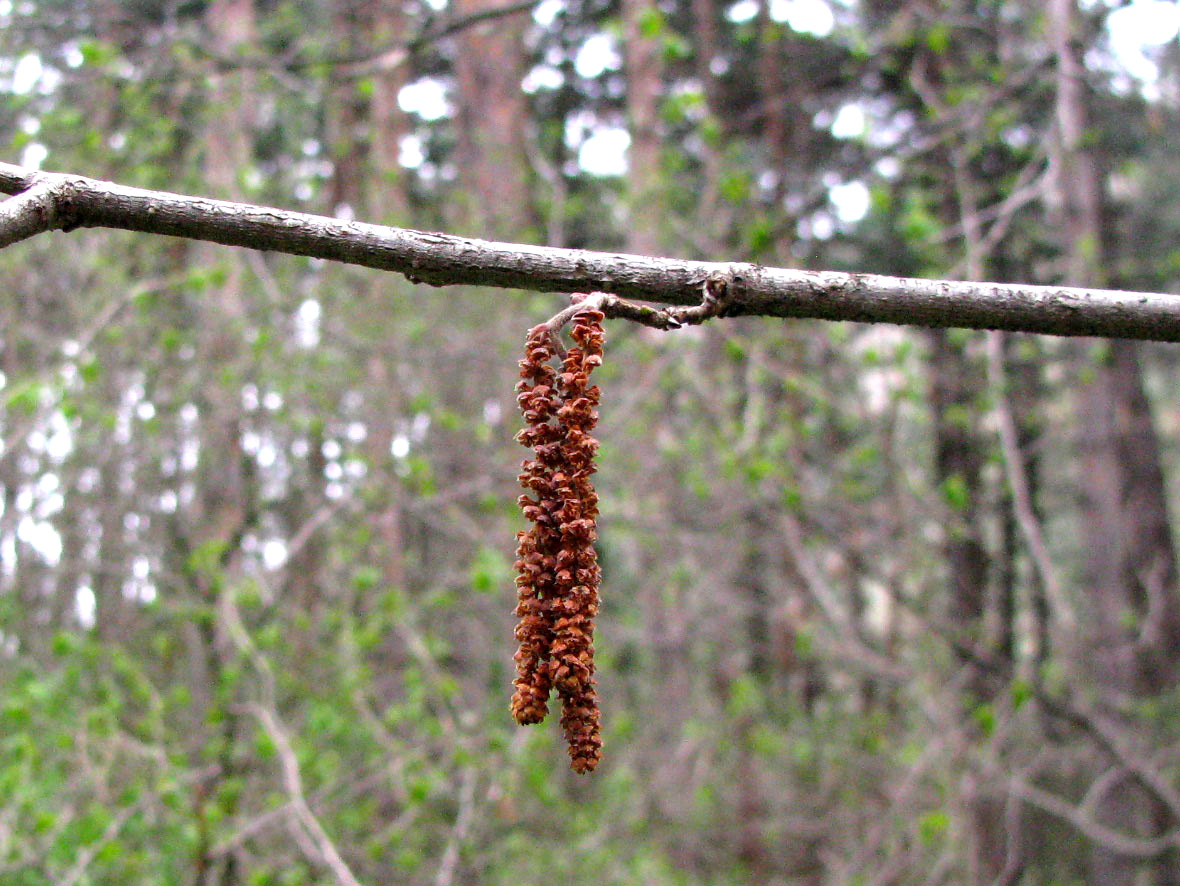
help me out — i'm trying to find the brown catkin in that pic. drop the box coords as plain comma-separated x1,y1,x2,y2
510,325,562,726
510,309,605,773
551,309,604,772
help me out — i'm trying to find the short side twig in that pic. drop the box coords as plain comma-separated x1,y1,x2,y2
540,272,735,353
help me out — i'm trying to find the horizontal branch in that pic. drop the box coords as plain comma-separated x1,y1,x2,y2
195,0,540,77
2,162,1179,342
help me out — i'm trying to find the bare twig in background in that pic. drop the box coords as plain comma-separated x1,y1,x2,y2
434,766,477,886
986,331,1071,626
1010,777,1180,859
0,272,185,473
57,796,150,886
253,703,366,886
194,0,541,78
220,590,365,886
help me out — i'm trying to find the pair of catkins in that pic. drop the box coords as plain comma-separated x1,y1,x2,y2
510,307,605,774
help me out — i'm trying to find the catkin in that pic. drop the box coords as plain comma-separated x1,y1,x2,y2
510,326,562,726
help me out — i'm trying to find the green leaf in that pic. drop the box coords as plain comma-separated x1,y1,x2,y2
254,728,277,760
51,632,79,656
919,810,950,844
352,565,382,591
6,379,44,414
2,699,31,727
468,545,511,595
638,6,664,39
745,218,774,256
925,23,951,54
78,39,115,67
1009,679,1033,710
720,172,751,204
971,703,996,736
940,474,971,512
726,675,763,718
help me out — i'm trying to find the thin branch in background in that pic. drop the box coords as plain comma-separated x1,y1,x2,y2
997,782,1026,885
1009,777,1180,860
522,122,568,249
777,511,910,682
859,554,1180,827
219,590,364,886
434,766,477,886
0,272,186,472
935,155,1049,249
254,704,365,886
839,732,955,879
947,131,1070,625
54,763,219,885
985,331,1071,627
56,796,150,886
192,0,541,79
942,619,1180,822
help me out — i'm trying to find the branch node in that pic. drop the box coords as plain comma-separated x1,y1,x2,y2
0,176,63,249
539,281,734,340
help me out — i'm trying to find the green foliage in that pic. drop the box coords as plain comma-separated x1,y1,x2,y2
469,545,512,595
918,809,951,845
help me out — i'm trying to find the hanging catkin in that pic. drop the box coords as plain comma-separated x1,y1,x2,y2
511,326,562,727
510,307,605,773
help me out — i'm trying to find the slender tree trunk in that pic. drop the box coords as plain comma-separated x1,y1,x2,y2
452,0,530,238
927,327,998,886
940,55,1007,882
361,1,409,606
690,0,725,232
927,328,989,670
191,4,258,882
93,453,131,643
1050,1,1180,881
327,3,368,215
997,336,1048,669
928,326,1009,885
756,0,802,208
623,0,664,256
367,0,411,224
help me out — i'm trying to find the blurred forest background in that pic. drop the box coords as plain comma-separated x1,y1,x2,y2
3,0,1180,883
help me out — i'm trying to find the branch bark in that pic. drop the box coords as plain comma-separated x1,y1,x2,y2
3,162,1180,342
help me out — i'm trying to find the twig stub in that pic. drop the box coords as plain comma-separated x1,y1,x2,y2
539,277,733,342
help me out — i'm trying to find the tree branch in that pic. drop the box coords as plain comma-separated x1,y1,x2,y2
193,0,541,79
220,589,364,886
0,179,60,248
1010,777,1180,860
3,162,1180,342
986,331,1071,625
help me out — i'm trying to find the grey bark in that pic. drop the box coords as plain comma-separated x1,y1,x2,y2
3,161,1180,342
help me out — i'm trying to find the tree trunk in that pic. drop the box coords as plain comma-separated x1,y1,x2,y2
191,3,258,882
451,0,530,238
1050,0,1180,880
367,0,411,223
623,0,664,256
